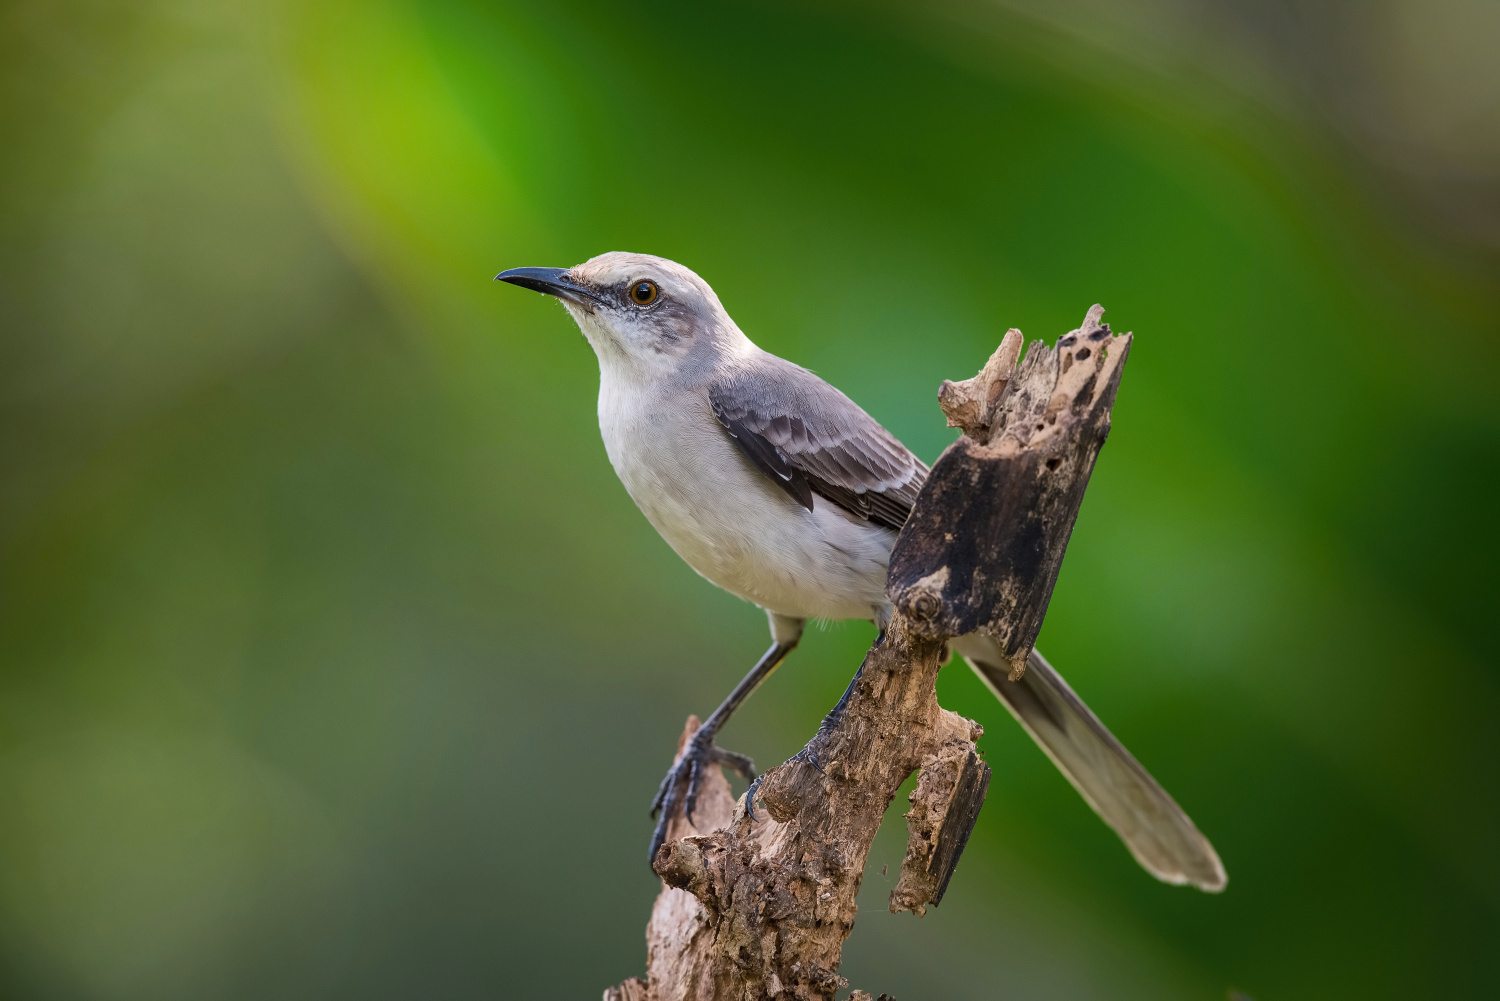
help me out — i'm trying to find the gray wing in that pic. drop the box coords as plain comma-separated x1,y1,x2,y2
708,354,928,532
952,635,1227,892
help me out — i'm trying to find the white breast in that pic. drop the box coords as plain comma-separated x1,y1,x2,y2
597,377,895,622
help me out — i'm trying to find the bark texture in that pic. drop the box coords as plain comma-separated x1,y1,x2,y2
889,305,1130,680
607,306,1131,1001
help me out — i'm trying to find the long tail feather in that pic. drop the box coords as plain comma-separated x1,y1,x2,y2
951,635,1227,892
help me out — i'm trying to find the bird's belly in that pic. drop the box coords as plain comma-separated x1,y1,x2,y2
608,419,894,622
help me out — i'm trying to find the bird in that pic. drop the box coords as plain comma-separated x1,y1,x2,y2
496,252,1226,892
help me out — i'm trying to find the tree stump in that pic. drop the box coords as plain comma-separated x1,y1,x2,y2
607,306,1133,1001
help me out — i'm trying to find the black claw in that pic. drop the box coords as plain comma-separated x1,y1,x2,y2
683,758,704,824
648,767,686,865
790,743,825,775
649,768,675,819
658,783,679,825
648,817,669,865
742,736,826,828
745,774,763,821
646,731,755,868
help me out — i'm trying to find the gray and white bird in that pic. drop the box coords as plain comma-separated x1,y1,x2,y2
497,252,1226,892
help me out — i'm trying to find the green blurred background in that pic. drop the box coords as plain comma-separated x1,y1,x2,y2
2,0,1497,998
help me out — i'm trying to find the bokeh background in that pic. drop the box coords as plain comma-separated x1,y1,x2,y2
3,0,1498,998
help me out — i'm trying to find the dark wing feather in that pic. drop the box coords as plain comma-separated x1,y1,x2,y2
716,412,816,512
709,354,927,532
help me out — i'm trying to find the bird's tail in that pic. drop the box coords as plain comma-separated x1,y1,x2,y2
951,634,1227,892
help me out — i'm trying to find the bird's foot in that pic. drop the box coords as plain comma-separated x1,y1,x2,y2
743,726,832,822
789,734,828,774
648,729,754,865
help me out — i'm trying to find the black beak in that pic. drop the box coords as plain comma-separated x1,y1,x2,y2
494,266,601,304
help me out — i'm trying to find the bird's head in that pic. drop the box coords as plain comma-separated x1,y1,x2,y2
496,252,744,380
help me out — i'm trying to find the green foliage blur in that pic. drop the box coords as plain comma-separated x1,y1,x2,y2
3,1,1497,998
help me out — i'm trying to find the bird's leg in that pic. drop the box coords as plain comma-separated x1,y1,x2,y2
648,638,797,864
803,657,866,764
744,652,869,819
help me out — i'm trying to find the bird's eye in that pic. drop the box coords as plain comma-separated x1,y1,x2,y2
628,280,659,306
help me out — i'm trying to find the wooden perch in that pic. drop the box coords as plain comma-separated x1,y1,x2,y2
607,306,1132,1001
890,303,1130,680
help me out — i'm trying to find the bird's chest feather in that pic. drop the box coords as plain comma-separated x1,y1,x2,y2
598,385,768,566
595,381,891,620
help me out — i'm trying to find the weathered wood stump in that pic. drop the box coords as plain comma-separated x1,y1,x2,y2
607,306,1132,1001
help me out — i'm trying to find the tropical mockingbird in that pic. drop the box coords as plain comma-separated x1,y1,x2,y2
497,252,1225,892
